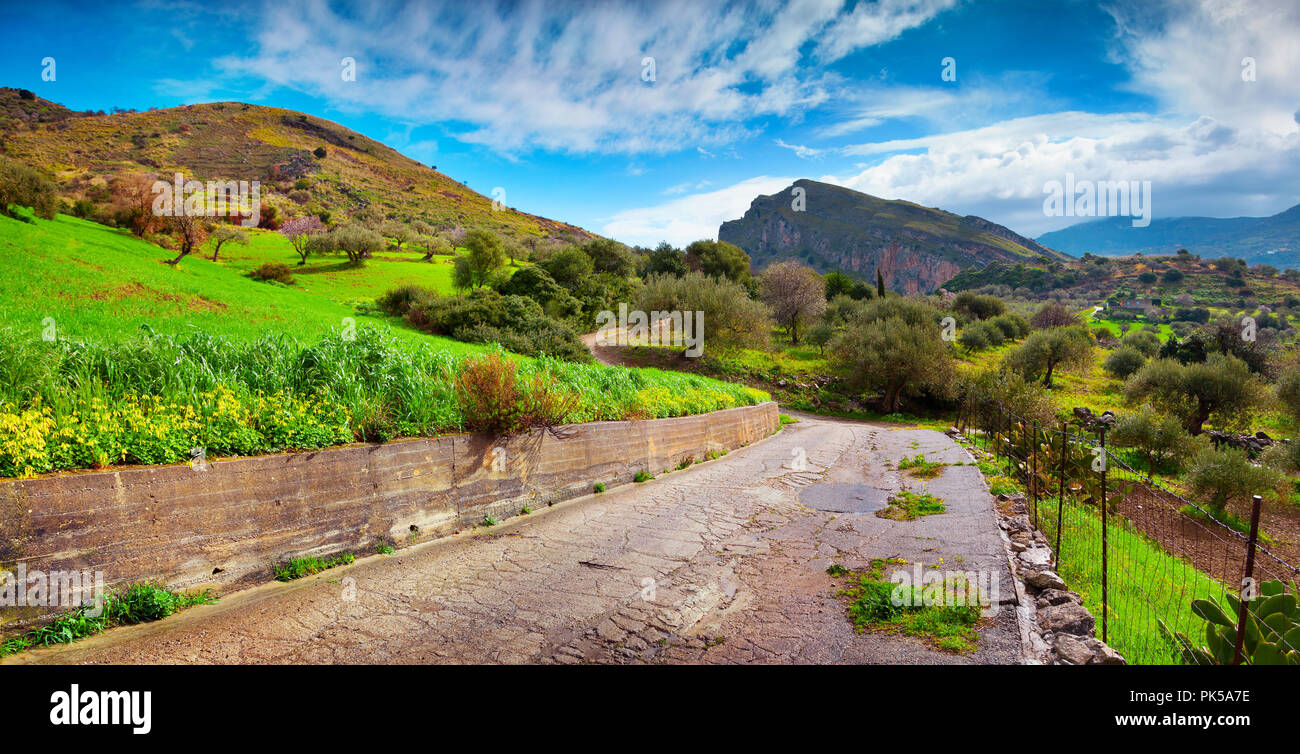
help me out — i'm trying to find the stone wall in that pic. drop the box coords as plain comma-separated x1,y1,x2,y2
0,402,779,630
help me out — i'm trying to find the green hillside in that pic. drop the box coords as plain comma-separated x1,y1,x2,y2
0,209,475,352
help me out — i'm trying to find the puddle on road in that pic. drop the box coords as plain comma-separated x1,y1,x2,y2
799,483,891,513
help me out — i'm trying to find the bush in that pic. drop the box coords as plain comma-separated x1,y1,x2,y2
400,287,589,361
455,352,574,435
1103,346,1146,379
830,296,955,412
1111,404,1191,474
1188,445,1282,514
1004,326,1093,387
376,284,436,317
953,292,1005,320
990,313,1031,340
248,262,294,284
1120,328,1162,357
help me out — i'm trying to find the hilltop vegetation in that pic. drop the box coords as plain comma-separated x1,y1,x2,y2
0,91,593,243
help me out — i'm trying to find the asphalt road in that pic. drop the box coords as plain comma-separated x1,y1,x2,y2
7,412,1022,665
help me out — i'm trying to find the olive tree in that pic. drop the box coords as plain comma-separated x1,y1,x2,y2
829,296,955,413
1124,353,1265,435
1003,326,1094,387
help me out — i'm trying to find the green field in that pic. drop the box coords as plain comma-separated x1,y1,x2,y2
0,210,769,478
0,210,475,352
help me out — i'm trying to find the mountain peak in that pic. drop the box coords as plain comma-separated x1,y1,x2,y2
718,180,1064,294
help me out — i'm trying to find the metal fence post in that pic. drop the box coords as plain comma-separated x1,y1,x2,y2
1030,423,1039,529
1099,426,1109,645
1056,420,1067,567
1231,494,1265,665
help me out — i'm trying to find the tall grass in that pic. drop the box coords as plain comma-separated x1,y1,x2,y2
1036,498,1231,665
0,325,768,477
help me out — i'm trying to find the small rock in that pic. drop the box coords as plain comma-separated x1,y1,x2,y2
1035,589,1081,608
1053,634,1094,665
1018,547,1053,567
1009,540,1027,553
1025,570,1067,591
1039,602,1095,636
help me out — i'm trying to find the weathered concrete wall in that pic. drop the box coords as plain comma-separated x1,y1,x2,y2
0,402,778,630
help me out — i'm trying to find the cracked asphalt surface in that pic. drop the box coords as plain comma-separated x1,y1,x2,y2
8,412,1022,665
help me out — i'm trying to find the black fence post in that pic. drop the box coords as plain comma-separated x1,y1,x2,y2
1099,426,1109,645
1031,423,1039,530
1056,420,1067,568
1231,494,1265,665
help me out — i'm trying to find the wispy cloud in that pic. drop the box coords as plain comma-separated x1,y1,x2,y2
200,0,956,156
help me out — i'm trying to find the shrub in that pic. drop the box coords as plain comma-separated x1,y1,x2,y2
1030,302,1080,329
454,352,575,435
953,292,1005,320
1124,353,1264,434
376,284,436,317
1120,328,1162,357
990,313,1031,340
634,272,772,353
313,146,327,158
1110,404,1191,474
248,262,295,284
1188,445,1282,514
1103,346,1146,379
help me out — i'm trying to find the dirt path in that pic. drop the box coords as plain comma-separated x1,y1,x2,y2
7,413,1021,665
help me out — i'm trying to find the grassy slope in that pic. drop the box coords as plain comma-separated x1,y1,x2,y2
0,210,477,354
3,99,592,240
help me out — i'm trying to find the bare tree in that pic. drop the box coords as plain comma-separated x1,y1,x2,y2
759,261,826,344
163,214,208,265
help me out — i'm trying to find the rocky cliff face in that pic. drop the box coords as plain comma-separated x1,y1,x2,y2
719,179,1066,293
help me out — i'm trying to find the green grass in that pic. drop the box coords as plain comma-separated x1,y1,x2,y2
897,454,947,479
0,211,474,351
273,552,356,581
0,582,217,657
593,482,606,493
0,211,771,478
1037,498,1232,665
634,470,653,483
830,558,981,653
877,490,946,520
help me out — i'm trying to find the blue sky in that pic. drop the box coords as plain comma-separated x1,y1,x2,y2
4,0,1299,246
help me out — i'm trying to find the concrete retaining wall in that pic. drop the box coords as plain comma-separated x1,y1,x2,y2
0,402,778,630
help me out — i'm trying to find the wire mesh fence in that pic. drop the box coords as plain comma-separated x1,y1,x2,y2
956,398,1300,665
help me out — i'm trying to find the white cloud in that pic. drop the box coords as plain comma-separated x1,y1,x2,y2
209,0,955,156
602,175,799,247
774,138,825,159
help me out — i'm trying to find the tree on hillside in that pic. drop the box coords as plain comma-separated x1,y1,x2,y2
383,221,417,252
279,215,326,265
541,246,594,290
418,233,452,262
581,238,637,278
458,229,507,288
823,270,855,300
759,261,826,344
1124,353,1265,435
634,272,772,353
209,225,248,261
684,239,752,287
645,242,688,278
331,225,384,265
110,172,161,236
1003,326,1093,387
876,268,886,298
0,156,58,220
830,296,954,413
163,214,208,265
1030,301,1081,329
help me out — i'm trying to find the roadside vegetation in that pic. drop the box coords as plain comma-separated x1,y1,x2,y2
0,582,216,657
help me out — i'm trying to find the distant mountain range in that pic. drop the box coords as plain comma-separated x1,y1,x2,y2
1036,203,1300,269
718,179,1066,294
